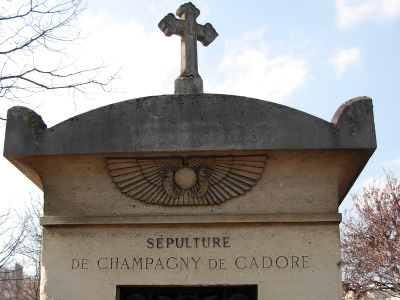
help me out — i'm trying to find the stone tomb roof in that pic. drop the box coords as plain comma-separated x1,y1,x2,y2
4,93,376,209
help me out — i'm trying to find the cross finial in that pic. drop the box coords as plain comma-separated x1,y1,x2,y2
158,2,218,94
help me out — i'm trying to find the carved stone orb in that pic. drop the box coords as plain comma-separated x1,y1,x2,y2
174,167,197,189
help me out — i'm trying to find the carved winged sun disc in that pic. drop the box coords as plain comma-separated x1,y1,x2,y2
106,156,267,205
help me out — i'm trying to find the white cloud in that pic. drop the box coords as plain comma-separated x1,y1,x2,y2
336,0,400,28
331,47,361,77
383,158,400,168
209,29,307,103
76,10,179,96
382,155,400,176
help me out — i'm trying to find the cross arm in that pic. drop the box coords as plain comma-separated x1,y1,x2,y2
196,23,218,46
158,13,185,37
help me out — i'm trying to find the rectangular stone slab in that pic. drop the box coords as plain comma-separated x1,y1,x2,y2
41,224,342,300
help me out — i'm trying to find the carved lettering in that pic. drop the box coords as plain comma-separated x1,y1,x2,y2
110,258,118,269
157,238,163,248
219,258,226,269
71,236,310,272
72,255,310,270
233,256,310,269
208,258,226,269
291,256,300,268
302,256,309,268
155,258,164,269
223,237,230,247
71,259,79,269
147,237,231,249
167,257,178,269
147,238,154,249
133,257,143,269
276,256,288,269
235,256,246,269
93,257,203,270
208,258,217,269
72,258,88,270
145,257,153,269
249,257,258,269
192,257,201,269
120,258,129,269
263,256,272,268
97,258,107,269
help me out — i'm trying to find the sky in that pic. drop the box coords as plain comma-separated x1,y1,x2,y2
1,0,400,215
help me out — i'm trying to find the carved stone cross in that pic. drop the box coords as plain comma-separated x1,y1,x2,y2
158,2,218,94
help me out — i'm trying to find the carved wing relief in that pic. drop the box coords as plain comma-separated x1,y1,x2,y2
106,155,266,205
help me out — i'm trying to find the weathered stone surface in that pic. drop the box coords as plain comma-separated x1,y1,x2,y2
3,94,376,156
3,95,376,207
3,93,376,300
41,225,342,299
174,76,203,94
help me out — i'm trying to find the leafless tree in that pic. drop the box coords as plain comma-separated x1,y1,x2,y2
0,0,117,120
17,197,42,300
0,197,42,300
341,172,400,299
0,210,27,269
0,210,27,299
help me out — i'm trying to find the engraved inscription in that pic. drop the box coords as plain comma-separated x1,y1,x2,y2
71,255,310,271
146,237,230,249
70,235,311,271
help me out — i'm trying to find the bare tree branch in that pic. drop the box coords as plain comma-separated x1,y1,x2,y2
0,210,27,269
0,197,43,299
0,0,118,116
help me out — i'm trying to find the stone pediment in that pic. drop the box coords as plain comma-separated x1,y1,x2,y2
4,94,376,208
4,94,375,156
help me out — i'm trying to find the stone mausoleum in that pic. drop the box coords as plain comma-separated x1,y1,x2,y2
3,2,376,300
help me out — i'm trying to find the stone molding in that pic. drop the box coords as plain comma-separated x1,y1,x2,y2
40,213,342,226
